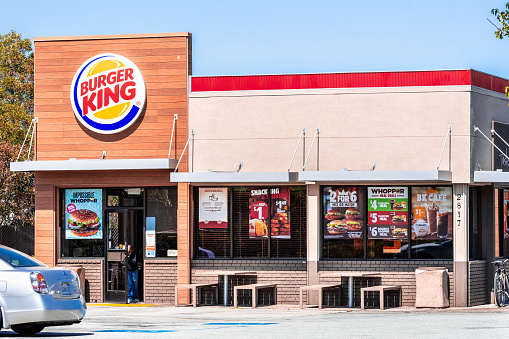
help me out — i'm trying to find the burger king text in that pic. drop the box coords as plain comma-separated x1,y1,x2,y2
80,69,135,115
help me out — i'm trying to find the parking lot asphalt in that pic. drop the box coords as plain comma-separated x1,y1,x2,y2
2,303,509,338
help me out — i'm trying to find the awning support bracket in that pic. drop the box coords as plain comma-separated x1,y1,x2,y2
16,117,37,162
288,128,306,172
474,125,509,163
492,128,509,149
437,125,452,170
303,127,320,171
175,129,194,172
168,114,178,159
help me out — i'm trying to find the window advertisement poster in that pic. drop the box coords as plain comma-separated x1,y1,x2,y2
411,187,453,240
505,190,509,239
145,217,156,257
270,187,291,239
198,188,228,229
323,186,363,240
249,188,270,239
367,187,408,240
65,189,103,240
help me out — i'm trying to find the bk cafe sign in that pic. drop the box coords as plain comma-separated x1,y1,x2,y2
70,53,146,134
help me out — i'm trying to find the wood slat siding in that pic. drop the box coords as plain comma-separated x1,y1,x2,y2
33,34,191,267
34,35,190,162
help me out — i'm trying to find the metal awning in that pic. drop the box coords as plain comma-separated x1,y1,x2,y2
170,170,452,184
298,170,453,182
170,171,298,184
10,158,177,172
474,170,509,183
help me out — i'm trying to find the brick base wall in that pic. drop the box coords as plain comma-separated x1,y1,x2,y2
192,260,306,305
319,260,454,307
469,260,487,306
144,260,178,304
191,260,454,307
58,259,103,303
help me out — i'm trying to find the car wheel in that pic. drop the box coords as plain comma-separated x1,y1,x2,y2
11,324,45,335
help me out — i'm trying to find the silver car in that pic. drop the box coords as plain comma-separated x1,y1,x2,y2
0,245,86,335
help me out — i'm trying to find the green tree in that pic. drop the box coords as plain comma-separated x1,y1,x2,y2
492,3,509,39
0,31,35,254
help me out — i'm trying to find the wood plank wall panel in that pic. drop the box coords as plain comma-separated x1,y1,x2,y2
34,35,190,165
32,34,191,267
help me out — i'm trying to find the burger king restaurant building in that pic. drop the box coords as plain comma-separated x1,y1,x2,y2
10,32,509,308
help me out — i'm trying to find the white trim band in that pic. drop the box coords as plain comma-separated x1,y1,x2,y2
10,158,177,172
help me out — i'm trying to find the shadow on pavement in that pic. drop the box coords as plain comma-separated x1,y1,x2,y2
0,331,92,337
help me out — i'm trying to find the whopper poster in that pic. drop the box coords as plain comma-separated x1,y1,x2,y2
65,189,103,240
411,187,453,240
367,187,409,240
323,186,363,239
199,188,228,229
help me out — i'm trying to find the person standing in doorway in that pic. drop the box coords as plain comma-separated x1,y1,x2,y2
127,245,139,303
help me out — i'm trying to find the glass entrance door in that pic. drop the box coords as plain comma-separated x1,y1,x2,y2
106,210,127,302
105,208,144,303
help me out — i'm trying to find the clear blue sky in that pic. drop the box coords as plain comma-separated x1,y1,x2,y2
2,0,509,78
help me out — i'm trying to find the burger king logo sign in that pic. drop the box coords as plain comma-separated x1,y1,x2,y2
70,53,146,134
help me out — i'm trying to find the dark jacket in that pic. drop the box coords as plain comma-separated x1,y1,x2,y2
127,252,137,271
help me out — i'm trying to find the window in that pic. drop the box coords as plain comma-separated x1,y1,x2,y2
409,186,453,260
106,188,143,207
194,186,307,259
0,247,44,267
146,188,178,257
322,186,453,260
322,186,365,259
60,189,104,258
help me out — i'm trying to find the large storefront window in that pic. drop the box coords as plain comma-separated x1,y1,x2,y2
194,186,307,259
323,186,453,260
322,186,365,258
146,188,178,257
60,188,104,257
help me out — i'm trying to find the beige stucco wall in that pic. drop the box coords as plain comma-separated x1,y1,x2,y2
190,86,474,182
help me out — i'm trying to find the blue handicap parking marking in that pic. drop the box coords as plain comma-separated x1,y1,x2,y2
204,323,278,326
96,329,176,333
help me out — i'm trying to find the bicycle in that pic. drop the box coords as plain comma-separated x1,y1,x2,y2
492,259,509,307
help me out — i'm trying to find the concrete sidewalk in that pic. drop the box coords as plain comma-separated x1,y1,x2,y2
88,302,509,312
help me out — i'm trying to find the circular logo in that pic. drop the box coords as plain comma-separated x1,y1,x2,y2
70,53,146,134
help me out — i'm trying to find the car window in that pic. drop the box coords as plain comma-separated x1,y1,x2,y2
0,247,44,267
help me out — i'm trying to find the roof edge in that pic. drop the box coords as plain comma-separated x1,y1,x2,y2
34,32,191,42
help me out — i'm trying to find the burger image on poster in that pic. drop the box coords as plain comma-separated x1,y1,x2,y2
325,209,342,220
67,209,101,237
345,208,361,220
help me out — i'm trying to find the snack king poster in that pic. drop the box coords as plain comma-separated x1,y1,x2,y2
198,188,228,229
504,190,509,239
65,189,103,240
249,188,270,239
411,187,452,240
367,187,409,240
323,186,363,240
270,187,291,239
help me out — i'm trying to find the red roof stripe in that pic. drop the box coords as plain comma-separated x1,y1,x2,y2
191,70,509,94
